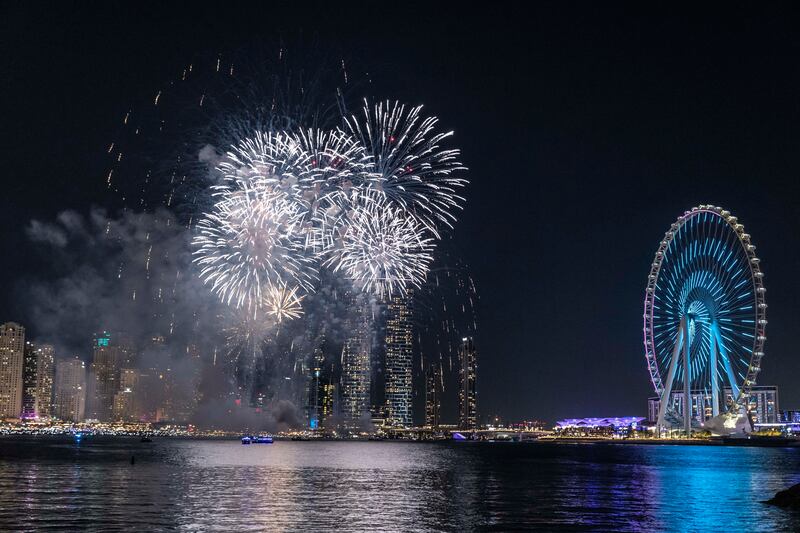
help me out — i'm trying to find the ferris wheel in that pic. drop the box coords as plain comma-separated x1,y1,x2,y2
643,205,767,433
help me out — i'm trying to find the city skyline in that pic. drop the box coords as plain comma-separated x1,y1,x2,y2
2,5,800,423
0,318,484,429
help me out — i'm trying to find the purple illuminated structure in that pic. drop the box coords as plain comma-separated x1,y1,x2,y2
556,417,645,428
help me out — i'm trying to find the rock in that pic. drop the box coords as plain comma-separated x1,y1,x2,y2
765,483,800,508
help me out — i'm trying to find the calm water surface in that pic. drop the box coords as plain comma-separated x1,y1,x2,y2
1,437,799,531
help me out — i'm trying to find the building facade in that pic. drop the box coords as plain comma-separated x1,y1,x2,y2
647,385,779,426
748,386,779,424
88,332,122,421
22,341,39,418
425,364,441,428
54,357,86,422
0,322,25,419
35,344,55,418
21,342,55,419
340,302,372,430
113,368,140,422
307,345,327,430
779,410,800,423
384,296,413,427
459,336,478,430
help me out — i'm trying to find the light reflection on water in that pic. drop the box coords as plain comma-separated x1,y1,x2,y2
1,438,800,531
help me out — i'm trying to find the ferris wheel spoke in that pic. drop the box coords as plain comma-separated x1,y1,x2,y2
712,321,740,400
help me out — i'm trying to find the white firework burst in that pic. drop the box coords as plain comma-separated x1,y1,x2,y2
192,181,317,316
345,99,468,236
217,129,368,251
219,129,365,207
262,281,305,323
218,131,313,198
322,191,435,298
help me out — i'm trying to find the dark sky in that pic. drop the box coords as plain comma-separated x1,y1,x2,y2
2,2,799,422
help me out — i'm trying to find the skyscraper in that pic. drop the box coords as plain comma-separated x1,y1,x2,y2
21,342,39,418
459,336,477,430
340,302,372,430
113,368,140,422
0,322,25,419
320,382,336,428
34,344,55,418
425,364,441,428
88,332,122,421
54,357,86,422
307,345,328,430
384,296,413,427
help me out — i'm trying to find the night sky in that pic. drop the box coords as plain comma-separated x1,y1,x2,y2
2,3,800,422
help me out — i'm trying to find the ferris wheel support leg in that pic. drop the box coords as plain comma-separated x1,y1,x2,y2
713,324,739,401
683,320,692,436
657,318,686,432
710,326,719,418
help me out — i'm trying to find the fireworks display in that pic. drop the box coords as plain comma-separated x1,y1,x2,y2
103,49,475,410
192,99,467,319
322,191,435,298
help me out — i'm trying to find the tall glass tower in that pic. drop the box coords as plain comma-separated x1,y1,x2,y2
21,342,39,419
425,364,441,428
384,296,413,427
340,301,372,430
459,336,478,430
88,332,122,421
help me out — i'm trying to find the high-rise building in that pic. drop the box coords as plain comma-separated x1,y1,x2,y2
0,322,25,419
34,344,55,418
340,302,372,430
136,334,168,422
113,368,140,422
746,386,779,424
54,357,86,422
22,342,39,418
88,332,122,421
425,364,441,428
307,345,326,430
320,382,336,427
779,410,800,423
384,296,413,427
459,336,478,430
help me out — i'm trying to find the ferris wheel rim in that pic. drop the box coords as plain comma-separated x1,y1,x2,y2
643,204,767,410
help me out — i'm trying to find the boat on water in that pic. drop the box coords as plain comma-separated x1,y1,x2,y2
241,435,273,445
140,436,153,443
